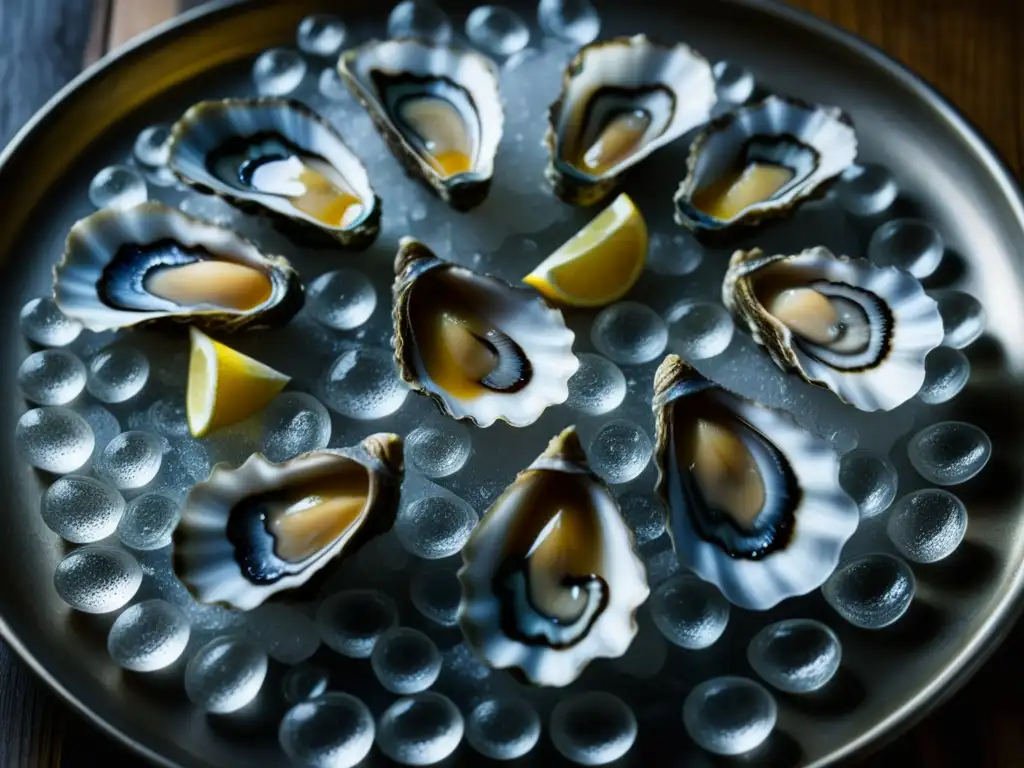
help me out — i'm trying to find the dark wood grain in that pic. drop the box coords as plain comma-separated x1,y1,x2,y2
0,1,1020,767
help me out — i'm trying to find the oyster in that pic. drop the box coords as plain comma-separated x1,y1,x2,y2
168,98,380,249
674,96,857,240
54,202,302,332
392,237,578,427
653,355,858,610
339,38,502,211
545,35,716,206
458,427,649,686
173,434,403,611
724,247,944,411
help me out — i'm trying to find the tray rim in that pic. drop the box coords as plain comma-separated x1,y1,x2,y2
1,0,1022,765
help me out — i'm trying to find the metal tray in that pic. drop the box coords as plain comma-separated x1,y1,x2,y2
1,0,1023,766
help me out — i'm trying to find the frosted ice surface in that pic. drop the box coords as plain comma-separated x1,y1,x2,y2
252,47,307,96
907,421,991,485
566,353,626,415
18,349,87,405
376,692,464,766
282,664,330,705
97,431,164,490
184,635,268,714
650,573,730,650
683,677,777,756
387,1,453,43
550,692,637,765
466,696,541,761
107,599,190,672
537,0,600,45
619,491,666,545
465,6,530,57
89,165,147,210
395,495,477,560
405,419,472,478
410,563,461,627
260,392,332,462
297,14,347,57
54,546,141,614
646,232,704,277
20,297,82,347
118,492,181,550
935,290,986,349
17,406,94,474
887,489,967,563
868,218,943,279
244,603,321,664
822,553,915,629
919,347,970,405
323,348,409,420
279,693,375,768
747,619,841,694
371,627,442,694
317,589,398,658
836,164,898,217
591,302,668,365
86,345,150,403
839,450,898,519
42,474,125,544
588,419,652,485
666,300,735,361
307,269,377,331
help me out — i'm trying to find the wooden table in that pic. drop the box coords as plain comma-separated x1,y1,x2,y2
0,0,1021,765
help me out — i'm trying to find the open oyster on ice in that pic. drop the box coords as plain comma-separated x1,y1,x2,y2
546,34,716,206
54,202,302,332
724,247,944,411
653,355,858,610
392,238,578,427
339,38,503,211
173,434,403,611
458,427,649,686
674,96,857,240
168,98,380,249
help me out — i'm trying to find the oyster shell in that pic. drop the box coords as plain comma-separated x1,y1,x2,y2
54,202,302,333
168,98,380,249
653,355,858,610
458,427,649,686
392,237,578,427
339,38,503,211
674,96,857,240
173,434,403,611
545,35,716,206
724,246,944,411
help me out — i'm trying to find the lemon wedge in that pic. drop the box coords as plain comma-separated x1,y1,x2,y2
186,327,290,438
523,193,648,308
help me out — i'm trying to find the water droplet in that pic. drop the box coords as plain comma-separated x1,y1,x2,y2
396,495,477,560
566,353,626,415
647,232,703,276
650,573,730,650
405,421,472,478
867,219,943,279
935,290,986,349
683,677,777,756
318,67,348,101
86,345,150,403
97,431,164,490
246,603,321,664
253,47,307,95
619,491,665,545
54,545,141,614
887,489,967,563
260,392,332,462
89,165,147,210
591,301,668,365
666,300,735,360
836,164,898,216
377,692,464,766
747,619,841,694
838,450,898,519
118,492,180,550
133,125,171,167
550,692,636,765
712,61,754,103
387,1,453,43
466,6,530,56
20,297,82,347
323,348,409,420
18,349,86,405
537,0,600,45
107,599,190,672
822,553,915,629
467,696,540,761
371,627,442,695
42,475,125,543
17,406,94,474
282,664,330,704
410,564,461,627
588,419,652,485
907,421,991,485
317,589,398,658
280,693,375,768
297,14,347,56
185,635,268,713
919,347,970,405
308,269,377,330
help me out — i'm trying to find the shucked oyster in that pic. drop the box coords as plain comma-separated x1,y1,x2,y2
458,427,649,686
392,238,578,427
169,98,380,249
724,247,944,411
173,434,403,611
674,96,857,240
546,35,717,206
653,355,858,610
340,38,503,211
54,202,301,332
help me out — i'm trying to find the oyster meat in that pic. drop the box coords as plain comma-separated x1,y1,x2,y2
339,38,503,211
392,237,578,427
674,96,857,239
173,434,403,611
653,355,858,610
724,246,944,411
54,202,302,332
458,427,649,686
545,34,716,206
169,98,380,249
